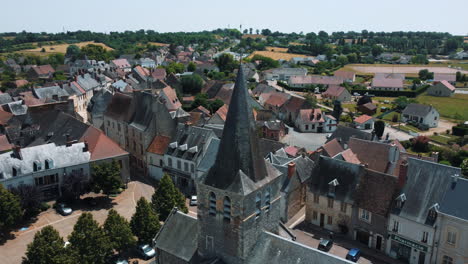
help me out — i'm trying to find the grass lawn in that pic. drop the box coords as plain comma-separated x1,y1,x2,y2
383,112,400,122
398,124,421,134
416,93,468,121
429,134,460,145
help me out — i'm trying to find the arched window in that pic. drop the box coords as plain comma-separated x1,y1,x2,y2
255,192,262,219
209,192,216,216
265,188,271,212
223,197,231,222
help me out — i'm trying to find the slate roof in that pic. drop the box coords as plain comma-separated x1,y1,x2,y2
76,73,100,91
104,93,133,122
309,156,362,204
348,137,400,175
166,124,216,162
246,231,351,264
402,103,435,117
7,101,28,116
204,66,282,194
371,78,403,88
197,138,221,174
393,158,461,225
88,88,113,117
129,92,155,131
153,210,198,262
289,75,344,86
0,142,90,180
252,83,275,97
291,155,315,183
34,86,69,99
258,138,286,158
0,93,13,105
326,125,372,147
439,177,468,221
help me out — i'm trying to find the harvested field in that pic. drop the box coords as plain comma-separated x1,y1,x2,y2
341,64,468,77
15,41,113,55
265,46,288,53
148,42,170,47
248,50,308,60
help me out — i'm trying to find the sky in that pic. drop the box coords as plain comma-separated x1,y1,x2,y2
1,0,467,35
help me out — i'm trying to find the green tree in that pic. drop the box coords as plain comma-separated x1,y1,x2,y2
335,55,349,66
181,74,204,94
251,55,279,70
418,69,434,80
131,198,161,244
151,174,188,221
411,54,428,64
68,213,112,264
461,158,468,178
166,62,185,74
22,226,75,264
187,61,197,72
208,99,224,113
214,53,237,72
103,209,136,254
10,184,42,219
65,45,81,60
394,96,415,110
91,161,123,196
80,44,113,62
374,120,385,139
0,184,22,231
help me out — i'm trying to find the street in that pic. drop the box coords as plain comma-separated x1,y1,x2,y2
0,181,155,264
281,125,329,151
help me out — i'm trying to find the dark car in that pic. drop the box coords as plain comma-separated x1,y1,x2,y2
317,239,333,252
56,203,72,216
346,248,361,262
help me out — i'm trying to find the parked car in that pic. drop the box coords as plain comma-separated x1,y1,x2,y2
63,241,71,248
190,196,197,206
138,244,156,259
56,203,72,216
317,239,333,252
346,248,361,262
115,258,128,264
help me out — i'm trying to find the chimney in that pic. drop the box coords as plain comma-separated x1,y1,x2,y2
398,160,408,189
430,152,439,162
451,174,459,189
12,145,22,160
287,162,296,179
83,140,89,152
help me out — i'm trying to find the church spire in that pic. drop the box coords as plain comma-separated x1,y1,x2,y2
204,65,268,192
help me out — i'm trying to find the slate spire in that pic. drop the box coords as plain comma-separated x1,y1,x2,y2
204,65,268,191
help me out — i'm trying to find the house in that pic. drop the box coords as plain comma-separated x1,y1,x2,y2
294,108,337,133
138,58,156,68
326,125,373,147
262,92,290,114
153,66,350,264
357,102,377,115
132,66,150,82
263,68,307,81
110,59,132,72
111,80,132,93
434,73,456,84
151,68,167,81
252,83,275,98
402,103,439,128
163,125,218,195
207,104,228,125
427,80,456,97
434,177,468,264
288,75,345,88
257,120,286,141
146,135,171,180
371,78,404,91
374,73,405,80
386,158,461,264
159,86,182,112
27,65,55,80
334,71,356,82
278,96,309,124
353,115,374,130
315,138,344,158
322,85,352,102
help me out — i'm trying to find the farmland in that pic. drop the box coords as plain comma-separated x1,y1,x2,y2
248,50,308,60
7,41,113,56
340,63,468,77
416,93,468,121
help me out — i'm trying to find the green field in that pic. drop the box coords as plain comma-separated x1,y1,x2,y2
429,134,460,145
416,93,468,121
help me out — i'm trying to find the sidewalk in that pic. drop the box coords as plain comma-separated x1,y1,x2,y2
294,222,406,264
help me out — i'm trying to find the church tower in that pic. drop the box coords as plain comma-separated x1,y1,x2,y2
197,66,283,264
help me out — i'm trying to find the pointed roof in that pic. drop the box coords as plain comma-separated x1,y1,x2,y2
204,66,272,193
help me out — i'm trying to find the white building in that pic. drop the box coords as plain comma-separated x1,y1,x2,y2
294,108,337,133
401,103,439,128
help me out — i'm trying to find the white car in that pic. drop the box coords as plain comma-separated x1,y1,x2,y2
138,244,156,259
56,203,72,216
190,196,197,206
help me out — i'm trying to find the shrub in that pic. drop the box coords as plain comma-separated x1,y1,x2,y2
411,136,430,152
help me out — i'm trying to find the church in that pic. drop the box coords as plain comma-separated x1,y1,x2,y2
153,66,351,264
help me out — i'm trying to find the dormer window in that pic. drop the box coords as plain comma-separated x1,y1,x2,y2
255,192,262,219
328,179,339,197
396,193,406,209
428,204,439,220
33,161,42,172
12,167,20,177
178,144,188,151
188,146,198,153
169,142,178,149
45,159,54,170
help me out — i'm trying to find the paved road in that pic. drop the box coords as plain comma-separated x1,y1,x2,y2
0,181,155,264
382,125,414,141
281,125,329,151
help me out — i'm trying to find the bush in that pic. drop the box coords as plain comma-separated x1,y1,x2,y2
452,125,468,136
411,136,430,152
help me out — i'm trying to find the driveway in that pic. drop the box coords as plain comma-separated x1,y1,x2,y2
281,125,329,151
419,119,457,136
0,181,155,264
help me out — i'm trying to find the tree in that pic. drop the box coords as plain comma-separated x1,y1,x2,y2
91,161,123,196
418,69,434,80
65,45,81,60
103,209,136,254
0,184,22,231
166,62,185,74
335,55,349,66
181,74,204,94
61,170,90,202
461,159,468,178
332,100,343,122
187,61,197,72
456,71,462,82
374,120,385,139
80,44,113,62
304,92,317,108
10,184,42,219
152,174,188,221
130,198,161,244
411,136,430,152
214,53,237,73
394,96,415,110
251,55,279,70
22,226,75,264
69,213,112,264
411,54,428,64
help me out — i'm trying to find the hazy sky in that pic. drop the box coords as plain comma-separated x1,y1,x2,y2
1,0,467,35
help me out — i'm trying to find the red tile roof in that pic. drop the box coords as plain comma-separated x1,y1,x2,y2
14,79,29,88
264,92,290,108
334,70,355,80
0,107,13,125
322,85,347,97
438,80,456,91
147,135,171,155
281,96,306,113
32,65,55,76
112,58,131,68
340,149,361,164
80,126,128,161
320,138,344,157
213,104,229,121
284,146,299,157
134,65,150,77
298,108,325,123
354,114,373,124
151,68,167,80
161,86,181,111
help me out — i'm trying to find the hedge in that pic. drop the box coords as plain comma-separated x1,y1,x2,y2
350,84,430,98
452,125,468,136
